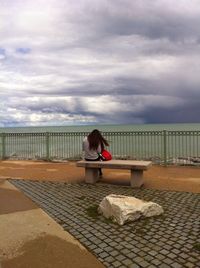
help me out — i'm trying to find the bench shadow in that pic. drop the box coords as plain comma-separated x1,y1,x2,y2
100,176,130,186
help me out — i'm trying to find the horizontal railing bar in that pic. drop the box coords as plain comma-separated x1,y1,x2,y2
1,130,200,135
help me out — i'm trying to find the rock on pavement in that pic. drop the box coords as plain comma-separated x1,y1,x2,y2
98,194,164,225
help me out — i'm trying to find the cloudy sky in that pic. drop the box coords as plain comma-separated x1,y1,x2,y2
0,0,200,127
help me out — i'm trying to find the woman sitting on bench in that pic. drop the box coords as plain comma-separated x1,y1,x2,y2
82,129,109,177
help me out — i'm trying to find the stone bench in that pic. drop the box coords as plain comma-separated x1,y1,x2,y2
76,160,152,188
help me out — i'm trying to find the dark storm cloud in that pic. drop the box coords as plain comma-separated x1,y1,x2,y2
140,101,200,124
71,0,200,45
100,9,200,42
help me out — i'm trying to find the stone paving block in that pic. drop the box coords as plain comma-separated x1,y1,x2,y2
148,250,157,257
143,255,154,262
121,248,131,255
160,249,170,255
163,244,172,251
93,247,104,254
159,264,171,268
138,251,146,257
88,244,97,250
104,256,115,263
129,264,140,268
128,253,138,260
138,260,149,267
116,254,126,262
156,253,166,261
134,256,145,264
151,259,161,266
83,240,92,247
104,246,113,253
170,263,183,268
112,260,122,268
110,250,119,257
99,252,109,259
104,238,112,244
122,258,133,266
180,252,190,259
188,256,198,263
171,248,181,254
115,237,122,242
163,257,174,265
114,245,123,251
109,241,118,247
185,263,197,268
124,243,133,250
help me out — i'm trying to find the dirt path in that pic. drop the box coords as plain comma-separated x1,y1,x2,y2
0,160,200,193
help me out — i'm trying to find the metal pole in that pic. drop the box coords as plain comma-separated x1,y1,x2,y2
163,130,167,166
1,133,6,160
46,132,50,161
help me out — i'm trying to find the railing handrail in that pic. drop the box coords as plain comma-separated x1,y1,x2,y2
1,130,200,134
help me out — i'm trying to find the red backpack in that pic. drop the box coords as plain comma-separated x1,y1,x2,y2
100,149,112,161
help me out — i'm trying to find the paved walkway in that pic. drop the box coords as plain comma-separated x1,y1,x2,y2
0,179,104,268
10,179,200,268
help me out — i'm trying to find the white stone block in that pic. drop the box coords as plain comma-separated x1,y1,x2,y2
98,194,164,225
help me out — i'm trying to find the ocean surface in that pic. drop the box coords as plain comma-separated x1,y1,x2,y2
0,123,200,133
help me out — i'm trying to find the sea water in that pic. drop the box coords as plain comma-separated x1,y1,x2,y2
1,123,200,133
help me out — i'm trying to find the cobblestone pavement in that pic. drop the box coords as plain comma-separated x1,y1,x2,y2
10,179,200,268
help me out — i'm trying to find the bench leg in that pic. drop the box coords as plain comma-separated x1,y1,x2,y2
85,168,99,184
130,170,144,188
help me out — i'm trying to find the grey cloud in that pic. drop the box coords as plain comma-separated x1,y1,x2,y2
70,0,200,43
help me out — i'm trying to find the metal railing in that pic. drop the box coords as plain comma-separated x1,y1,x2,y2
0,131,200,165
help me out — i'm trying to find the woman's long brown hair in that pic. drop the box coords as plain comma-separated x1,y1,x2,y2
87,129,109,151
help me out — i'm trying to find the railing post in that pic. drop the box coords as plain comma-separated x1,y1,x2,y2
46,132,50,161
163,130,167,166
1,133,6,160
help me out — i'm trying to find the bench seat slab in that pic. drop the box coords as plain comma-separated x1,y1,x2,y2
77,160,152,188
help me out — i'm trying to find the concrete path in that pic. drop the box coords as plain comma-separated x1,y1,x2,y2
0,178,105,268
